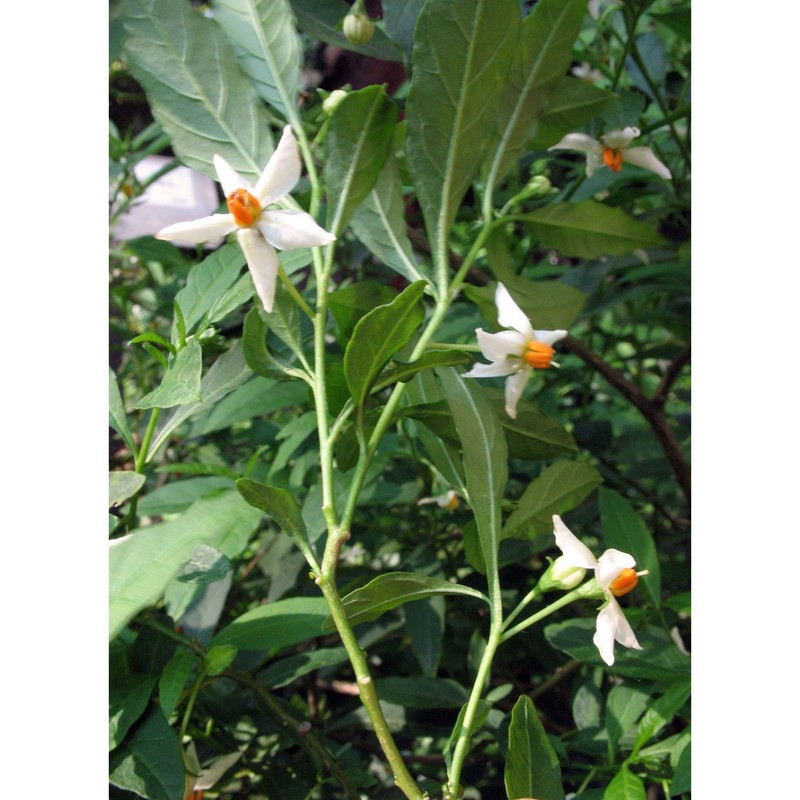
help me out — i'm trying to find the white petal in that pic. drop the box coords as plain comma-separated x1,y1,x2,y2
593,596,642,665
595,548,636,590
213,154,250,197
237,229,280,312
552,515,598,569
622,146,672,179
255,125,302,207
585,151,602,177
463,360,516,379
548,132,602,154
588,0,601,18
476,328,526,363
593,600,620,665
533,328,568,347
155,214,236,245
257,209,336,251
602,127,640,149
495,283,534,338
504,369,530,419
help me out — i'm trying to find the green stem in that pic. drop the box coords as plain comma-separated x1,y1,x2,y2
278,266,314,321
124,406,161,528
446,622,504,798
502,585,543,632
178,664,207,741
501,587,586,642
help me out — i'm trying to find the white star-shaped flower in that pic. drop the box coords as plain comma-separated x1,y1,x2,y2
156,126,335,312
417,489,460,511
463,283,567,419
549,126,671,180
552,514,645,666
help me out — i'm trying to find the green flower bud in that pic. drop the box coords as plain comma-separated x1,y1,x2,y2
343,12,375,44
537,555,587,592
525,174,552,198
322,89,347,115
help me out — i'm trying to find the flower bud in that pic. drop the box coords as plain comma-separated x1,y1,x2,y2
322,89,347,116
343,12,375,44
525,174,552,198
537,555,587,592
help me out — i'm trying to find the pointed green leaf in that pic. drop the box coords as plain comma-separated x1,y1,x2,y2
602,766,646,800
109,705,185,800
326,572,488,630
211,596,329,651
204,644,238,676
110,368,137,454
149,342,252,460
158,649,197,718
212,0,302,122
382,0,427,58
122,0,274,182
241,307,291,380
519,200,665,259
135,338,203,409
344,280,427,407
236,478,317,566
599,487,661,609
329,281,399,345
325,86,398,235
444,699,492,771
404,595,444,675
632,682,691,755
110,471,147,508
350,147,431,286
502,461,602,540
109,490,261,638
110,673,158,750
505,695,565,800
173,244,246,337
405,0,518,275
373,350,472,393
257,282,305,360
259,647,349,689
606,684,650,757
439,368,508,577
373,677,468,709
487,0,587,190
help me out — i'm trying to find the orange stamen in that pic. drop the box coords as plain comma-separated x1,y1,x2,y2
609,567,638,597
226,189,262,227
524,340,555,369
602,146,624,172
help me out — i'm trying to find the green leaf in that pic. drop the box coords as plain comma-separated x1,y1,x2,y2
110,368,137,453
158,649,196,718
544,620,690,680
173,244,246,337
109,490,261,639
176,544,233,584
137,476,233,516
212,0,301,122
606,684,650,757
109,673,158,750
210,596,329,651
373,350,473,393
135,338,203,409
487,0,587,189
382,0,426,58
149,342,252,460
444,699,492,771
325,85,398,235
204,644,239,676
530,76,617,149
258,281,306,362
670,736,691,794
404,596,444,675
504,695,565,800
602,766,646,800
373,677,468,709
258,647,349,689
288,0,404,60
631,682,691,755
122,0,274,183
599,488,661,609
405,0,518,274
110,471,147,508
328,281,398,345
327,571,487,630
241,307,292,380
236,478,317,566
519,201,665,259
438,368,508,576
502,461,602,540
344,280,427,407
109,705,185,800
350,146,432,286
